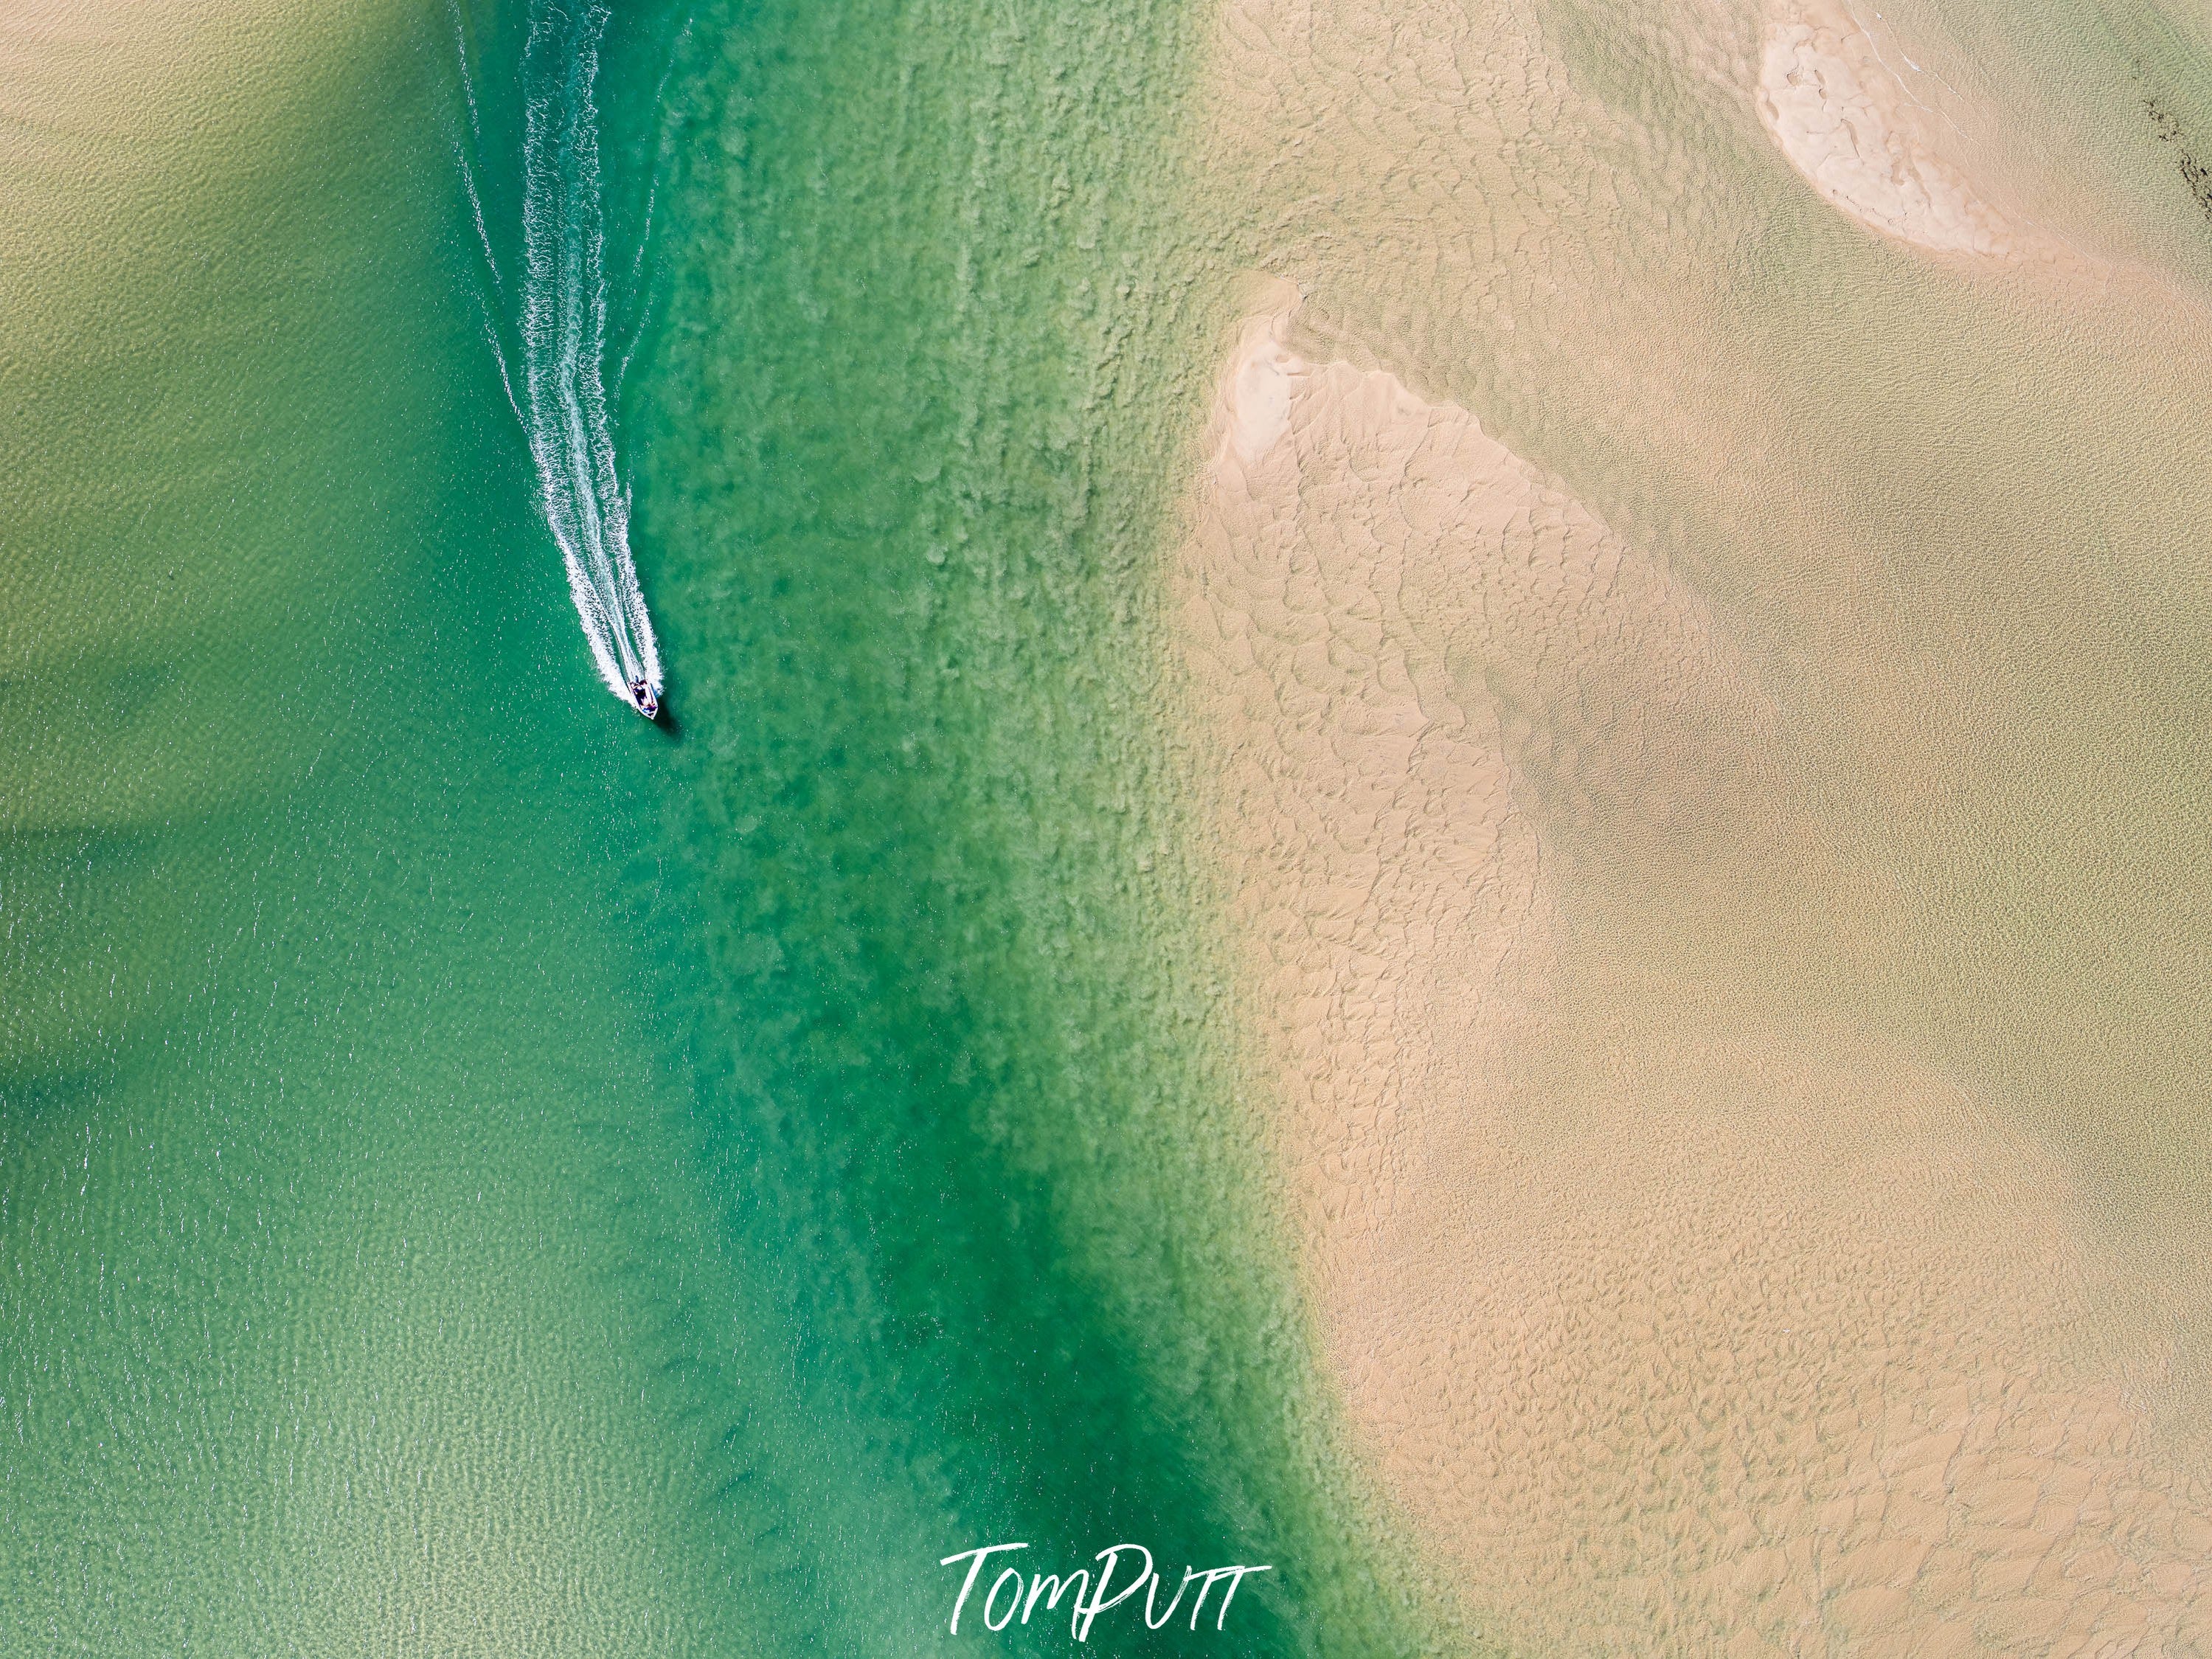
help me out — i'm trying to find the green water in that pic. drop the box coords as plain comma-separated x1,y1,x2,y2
1,2,1447,1653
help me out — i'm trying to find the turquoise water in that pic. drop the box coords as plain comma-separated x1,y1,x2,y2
1,1,1450,1652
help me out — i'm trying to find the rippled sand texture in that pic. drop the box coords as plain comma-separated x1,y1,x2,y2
1186,0,2212,1651
1757,0,2022,260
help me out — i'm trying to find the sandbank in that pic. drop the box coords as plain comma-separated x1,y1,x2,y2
1179,276,2212,1654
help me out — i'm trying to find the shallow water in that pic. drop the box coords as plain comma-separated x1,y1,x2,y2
3,5,725,1650
1,1,1438,1655
15,0,2211,1650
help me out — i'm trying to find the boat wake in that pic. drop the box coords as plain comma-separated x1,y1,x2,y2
454,0,663,718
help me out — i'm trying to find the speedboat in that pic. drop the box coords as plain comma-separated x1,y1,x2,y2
628,678,660,720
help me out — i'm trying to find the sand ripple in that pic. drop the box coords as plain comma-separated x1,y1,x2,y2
1755,1,2015,257
1177,288,2212,1652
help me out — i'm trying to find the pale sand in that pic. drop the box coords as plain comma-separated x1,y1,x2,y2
1755,0,2018,260
1178,279,2212,1648
1750,0,2149,277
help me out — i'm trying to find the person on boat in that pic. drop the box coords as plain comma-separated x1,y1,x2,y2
629,678,659,719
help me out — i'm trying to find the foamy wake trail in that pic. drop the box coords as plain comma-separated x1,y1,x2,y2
513,0,659,709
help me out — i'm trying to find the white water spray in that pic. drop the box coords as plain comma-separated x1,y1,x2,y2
457,0,662,717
